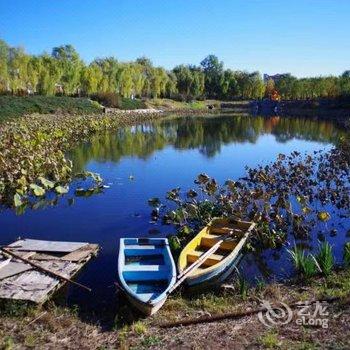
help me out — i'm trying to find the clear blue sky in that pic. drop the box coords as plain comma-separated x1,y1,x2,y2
1,0,349,77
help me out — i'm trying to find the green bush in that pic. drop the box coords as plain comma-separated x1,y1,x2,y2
90,93,146,110
120,97,146,110
90,92,121,108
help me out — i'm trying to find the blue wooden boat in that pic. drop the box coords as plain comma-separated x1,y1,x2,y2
118,238,176,315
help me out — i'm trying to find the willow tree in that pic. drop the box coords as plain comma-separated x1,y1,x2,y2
8,47,30,93
80,63,103,94
37,54,62,95
0,40,9,92
52,45,83,94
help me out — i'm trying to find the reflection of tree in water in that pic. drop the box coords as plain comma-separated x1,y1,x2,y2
70,114,344,172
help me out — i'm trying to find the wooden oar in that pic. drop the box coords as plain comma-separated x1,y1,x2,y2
167,231,234,295
0,247,92,292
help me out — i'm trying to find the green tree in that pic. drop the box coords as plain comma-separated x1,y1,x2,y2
52,45,82,94
200,55,224,98
0,39,9,92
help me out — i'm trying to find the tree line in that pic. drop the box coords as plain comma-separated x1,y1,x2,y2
0,39,349,101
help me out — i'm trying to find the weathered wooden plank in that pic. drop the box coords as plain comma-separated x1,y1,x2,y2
8,239,88,253
61,244,99,262
0,258,11,270
0,239,99,303
0,260,32,281
0,260,81,303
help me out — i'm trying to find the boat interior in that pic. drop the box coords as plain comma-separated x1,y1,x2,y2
121,238,172,302
184,219,251,271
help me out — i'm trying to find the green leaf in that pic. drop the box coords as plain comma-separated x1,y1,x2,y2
179,225,192,235
13,193,23,207
38,177,55,189
30,184,46,197
148,197,161,208
186,203,198,217
55,185,69,194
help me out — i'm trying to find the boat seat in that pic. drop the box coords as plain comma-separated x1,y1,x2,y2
200,234,236,250
123,265,170,281
124,244,159,250
187,250,224,267
210,227,243,235
124,248,164,256
123,264,169,272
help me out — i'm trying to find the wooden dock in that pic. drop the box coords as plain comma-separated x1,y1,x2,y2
0,239,99,304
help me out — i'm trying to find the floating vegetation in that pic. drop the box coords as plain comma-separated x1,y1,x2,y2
155,136,350,266
0,111,162,209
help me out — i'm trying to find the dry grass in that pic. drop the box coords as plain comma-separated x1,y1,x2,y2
1,270,350,349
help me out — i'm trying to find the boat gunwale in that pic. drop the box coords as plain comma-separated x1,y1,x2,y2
118,237,176,307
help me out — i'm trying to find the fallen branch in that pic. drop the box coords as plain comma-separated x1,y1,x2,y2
160,296,343,328
27,311,47,326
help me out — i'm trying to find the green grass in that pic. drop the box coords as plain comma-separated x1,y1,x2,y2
146,98,208,110
0,95,102,120
315,241,334,276
288,245,317,278
259,330,280,348
344,242,350,267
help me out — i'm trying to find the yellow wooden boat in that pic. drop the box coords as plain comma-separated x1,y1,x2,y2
178,217,255,287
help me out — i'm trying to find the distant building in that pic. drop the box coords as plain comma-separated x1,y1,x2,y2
263,73,290,83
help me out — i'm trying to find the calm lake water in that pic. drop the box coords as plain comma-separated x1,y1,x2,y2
0,114,346,311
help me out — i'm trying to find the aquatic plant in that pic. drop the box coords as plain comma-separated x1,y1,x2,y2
156,136,350,260
288,245,317,279
0,111,161,209
315,241,334,276
344,242,350,268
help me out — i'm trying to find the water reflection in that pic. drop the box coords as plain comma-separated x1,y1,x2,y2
1,113,345,312
70,115,343,171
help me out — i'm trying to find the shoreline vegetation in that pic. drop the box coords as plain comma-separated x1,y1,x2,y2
0,94,349,348
1,268,350,349
0,96,349,210
1,38,350,103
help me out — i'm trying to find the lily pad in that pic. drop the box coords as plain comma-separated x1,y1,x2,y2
55,185,69,195
13,193,23,207
148,197,161,208
30,184,46,197
317,211,331,222
38,177,55,189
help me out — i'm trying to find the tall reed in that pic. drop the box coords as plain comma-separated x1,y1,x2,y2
288,245,317,278
344,242,350,268
315,241,334,276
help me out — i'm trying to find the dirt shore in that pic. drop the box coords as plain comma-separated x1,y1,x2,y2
1,269,350,349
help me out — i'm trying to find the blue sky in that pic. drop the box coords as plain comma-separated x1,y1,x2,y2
1,0,349,77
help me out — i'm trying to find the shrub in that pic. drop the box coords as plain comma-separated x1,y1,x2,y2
90,92,121,108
